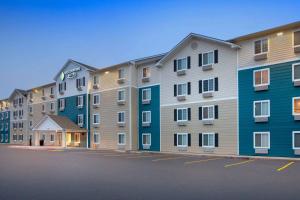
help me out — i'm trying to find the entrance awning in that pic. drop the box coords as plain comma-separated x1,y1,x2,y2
32,114,86,133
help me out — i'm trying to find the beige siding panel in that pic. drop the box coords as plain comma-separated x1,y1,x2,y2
161,99,237,155
137,62,161,87
130,87,138,150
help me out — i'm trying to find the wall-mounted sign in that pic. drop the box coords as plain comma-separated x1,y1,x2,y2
60,67,81,80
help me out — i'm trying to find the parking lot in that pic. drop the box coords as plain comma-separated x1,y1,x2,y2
0,145,299,200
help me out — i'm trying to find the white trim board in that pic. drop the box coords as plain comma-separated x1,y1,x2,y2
160,97,237,107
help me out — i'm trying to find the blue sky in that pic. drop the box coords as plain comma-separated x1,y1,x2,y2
0,0,299,98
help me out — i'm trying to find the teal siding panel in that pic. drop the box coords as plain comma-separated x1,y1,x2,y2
239,60,300,157
0,111,10,143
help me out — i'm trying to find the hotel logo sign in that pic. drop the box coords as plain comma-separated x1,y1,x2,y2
60,67,81,80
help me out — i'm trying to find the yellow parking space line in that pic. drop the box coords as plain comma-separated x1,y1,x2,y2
224,159,255,168
277,161,295,172
152,156,186,162
184,157,223,165
126,155,159,159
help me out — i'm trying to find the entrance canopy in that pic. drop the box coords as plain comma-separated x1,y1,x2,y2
32,114,86,133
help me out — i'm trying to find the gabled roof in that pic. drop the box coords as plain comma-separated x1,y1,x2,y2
8,89,27,101
156,33,240,67
228,21,300,42
33,114,86,132
54,59,98,80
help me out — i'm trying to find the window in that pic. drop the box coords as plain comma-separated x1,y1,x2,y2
203,78,214,93
142,133,151,145
59,82,66,93
0,135,3,143
293,131,300,149
29,92,33,99
42,89,45,97
143,67,150,78
50,103,55,111
42,104,45,112
202,51,214,66
118,133,125,145
254,68,269,87
118,68,125,79
77,96,84,107
177,58,187,71
77,114,84,126
202,133,215,148
142,111,151,123
177,108,187,121
292,63,300,82
50,134,55,142
293,97,300,115
50,87,54,95
202,106,214,120
5,112,8,119
5,134,8,142
29,121,33,128
93,114,100,124
142,88,151,101
74,133,80,143
93,94,100,105
254,100,270,117
94,132,100,144
118,112,125,123
118,90,125,101
93,75,99,85
59,99,65,110
29,106,33,113
13,134,17,141
177,133,188,147
294,30,300,47
18,134,23,141
76,77,85,88
254,132,270,149
254,38,268,54
177,83,187,96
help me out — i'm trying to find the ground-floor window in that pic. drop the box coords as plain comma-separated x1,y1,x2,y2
50,134,55,142
0,134,3,142
18,134,23,141
202,133,215,148
5,134,8,142
118,133,125,145
293,131,300,149
75,133,80,143
13,134,17,141
142,133,151,146
177,133,188,147
254,132,270,149
94,132,100,144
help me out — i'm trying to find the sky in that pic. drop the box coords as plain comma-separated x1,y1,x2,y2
0,0,300,99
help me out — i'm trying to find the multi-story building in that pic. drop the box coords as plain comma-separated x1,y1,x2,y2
0,99,10,144
231,21,300,157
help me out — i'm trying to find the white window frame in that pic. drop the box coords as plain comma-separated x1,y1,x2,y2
93,75,99,85
19,134,23,142
202,51,214,66
253,68,270,87
142,133,151,146
50,102,55,111
253,132,270,149
142,88,151,102
293,97,300,116
59,99,65,110
177,83,187,96
202,78,215,93
176,57,188,71
93,93,100,105
142,111,151,123
292,131,300,149
118,68,125,79
177,133,188,148
254,38,269,55
177,108,188,122
253,100,270,118
77,96,84,108
118,111,125,123
77,114,84,126
142,67,151,78
292,63,300,82
13,134,17,141
94,132,100,144
293,30,300,48
202,133,215,148
117,89,126,102
50,134,55,142
202,105,215,120
93,113,100,124
118,133,126,145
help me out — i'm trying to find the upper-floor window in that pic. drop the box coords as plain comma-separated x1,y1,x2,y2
94,75,99,85
77,114,84,126
29,92,33,100
59,99,65,110
254,38,268,55
118,90,125,102
59,82,66,93
93,94,100,105
42,89,45,97
50,102,55,111
292,63,300,82
50,87,54,95
177,58,187,71
200,78,218,93
174,82,191,96
93,114,100,124
143,67,150,78
254,100,270,117
42,104,45,112
254,68,269,87
77,96,84,108
118,68,125,79
142,111,151,123
76,77,85,89
174,108,191,122
142,88,151,102
202,51,214,66
201,105,216,120
294,30,300,47
118,112,125,123
293,97,300,115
